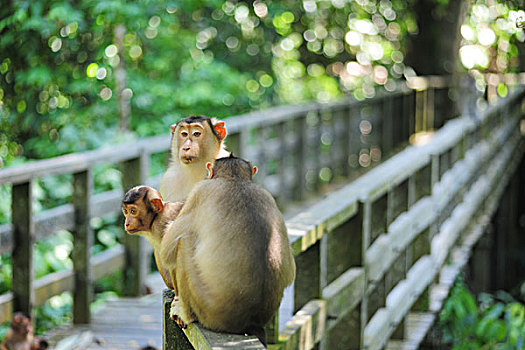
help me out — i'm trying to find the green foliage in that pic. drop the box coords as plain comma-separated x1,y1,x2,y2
34,293,72,334
439,281,525,349
34,230,73,280
459,1,524,73
0,255,11,294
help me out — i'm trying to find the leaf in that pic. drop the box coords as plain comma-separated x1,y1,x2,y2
506,302,525,327
17,66,52,86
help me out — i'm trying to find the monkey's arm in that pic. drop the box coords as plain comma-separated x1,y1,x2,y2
154,249,175,290
159,228,185,269
159,197,198,268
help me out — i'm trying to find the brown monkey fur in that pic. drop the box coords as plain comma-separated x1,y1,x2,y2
1,313,48,350
122,186,184,291
159,115,229,202
159,155,296,344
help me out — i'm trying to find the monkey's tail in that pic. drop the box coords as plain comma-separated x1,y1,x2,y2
244,325,266,347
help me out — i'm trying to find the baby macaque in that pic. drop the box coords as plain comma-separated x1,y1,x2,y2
1,313,48,350
159,115,229,202
122,186,184,291
159,155,296,345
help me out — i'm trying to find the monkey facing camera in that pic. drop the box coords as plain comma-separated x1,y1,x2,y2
159,154,296,346
160,115,230,202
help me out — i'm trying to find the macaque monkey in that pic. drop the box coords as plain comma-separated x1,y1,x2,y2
159,115,229,202
121,186,184,291
1,313,48,350
159,155,296,345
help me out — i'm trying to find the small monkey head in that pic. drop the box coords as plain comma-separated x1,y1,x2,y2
206,154,257,181
122,186,164,234
11,312,32,336
170,116,227,165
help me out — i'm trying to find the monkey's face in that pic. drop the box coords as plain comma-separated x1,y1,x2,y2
12,313,32,336
122,203,155,234
175,123,209,164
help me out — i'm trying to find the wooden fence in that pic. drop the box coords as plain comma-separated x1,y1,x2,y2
0,77,454,326
161,86,525,349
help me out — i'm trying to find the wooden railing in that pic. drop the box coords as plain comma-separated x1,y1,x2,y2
0,77,455,325
162,87,525,349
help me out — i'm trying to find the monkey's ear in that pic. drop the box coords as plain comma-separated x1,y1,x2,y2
150,198,164,213
252,166,258,177
206,162,214,179
170,123,177,135
214,121,227,140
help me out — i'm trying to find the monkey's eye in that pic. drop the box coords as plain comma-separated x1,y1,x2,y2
181,130,189,137
122,208,128,215
193,131,201,137
130,208,137,215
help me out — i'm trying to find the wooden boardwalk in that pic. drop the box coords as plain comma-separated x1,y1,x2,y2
45,276,165,349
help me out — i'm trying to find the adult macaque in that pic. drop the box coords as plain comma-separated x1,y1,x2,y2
1,313,48,350
121,186,184,291
159,115,229,202
159,155,296,345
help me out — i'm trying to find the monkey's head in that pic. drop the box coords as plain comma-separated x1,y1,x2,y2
11,312,32,336
206,154,257,181
122,186,164,234
170,116,227,165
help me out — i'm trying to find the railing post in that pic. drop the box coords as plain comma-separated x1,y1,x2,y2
121,152,149,296
340,106,351,177
11,181,34,317
277,121,289,202
72,169,93,324
322,209,363,350
292,116,307,201
310,110,321,192
226,131,241,157
293,242,321,314
163,290,193,350
382,97,394,155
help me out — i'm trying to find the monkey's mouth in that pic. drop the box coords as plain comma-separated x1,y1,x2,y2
126,229,140,234
181,156,196,164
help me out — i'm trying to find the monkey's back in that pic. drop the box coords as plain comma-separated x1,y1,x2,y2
183,178,295,332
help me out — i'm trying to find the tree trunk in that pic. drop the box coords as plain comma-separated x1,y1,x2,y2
405,0,469,76
114,24,131,132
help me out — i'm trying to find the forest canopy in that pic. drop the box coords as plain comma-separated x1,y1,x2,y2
0,0,524,165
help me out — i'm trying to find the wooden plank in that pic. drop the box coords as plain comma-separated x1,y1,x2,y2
386,313,435,350
294,242,321,313
11,181,34,316
0,292,13,323
385,280,411,325
363,308,391,350
0,138,164,185
34,269,74,307
322,268,365,319
279,300,326,350
92,245,126,280
366,235,394,283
